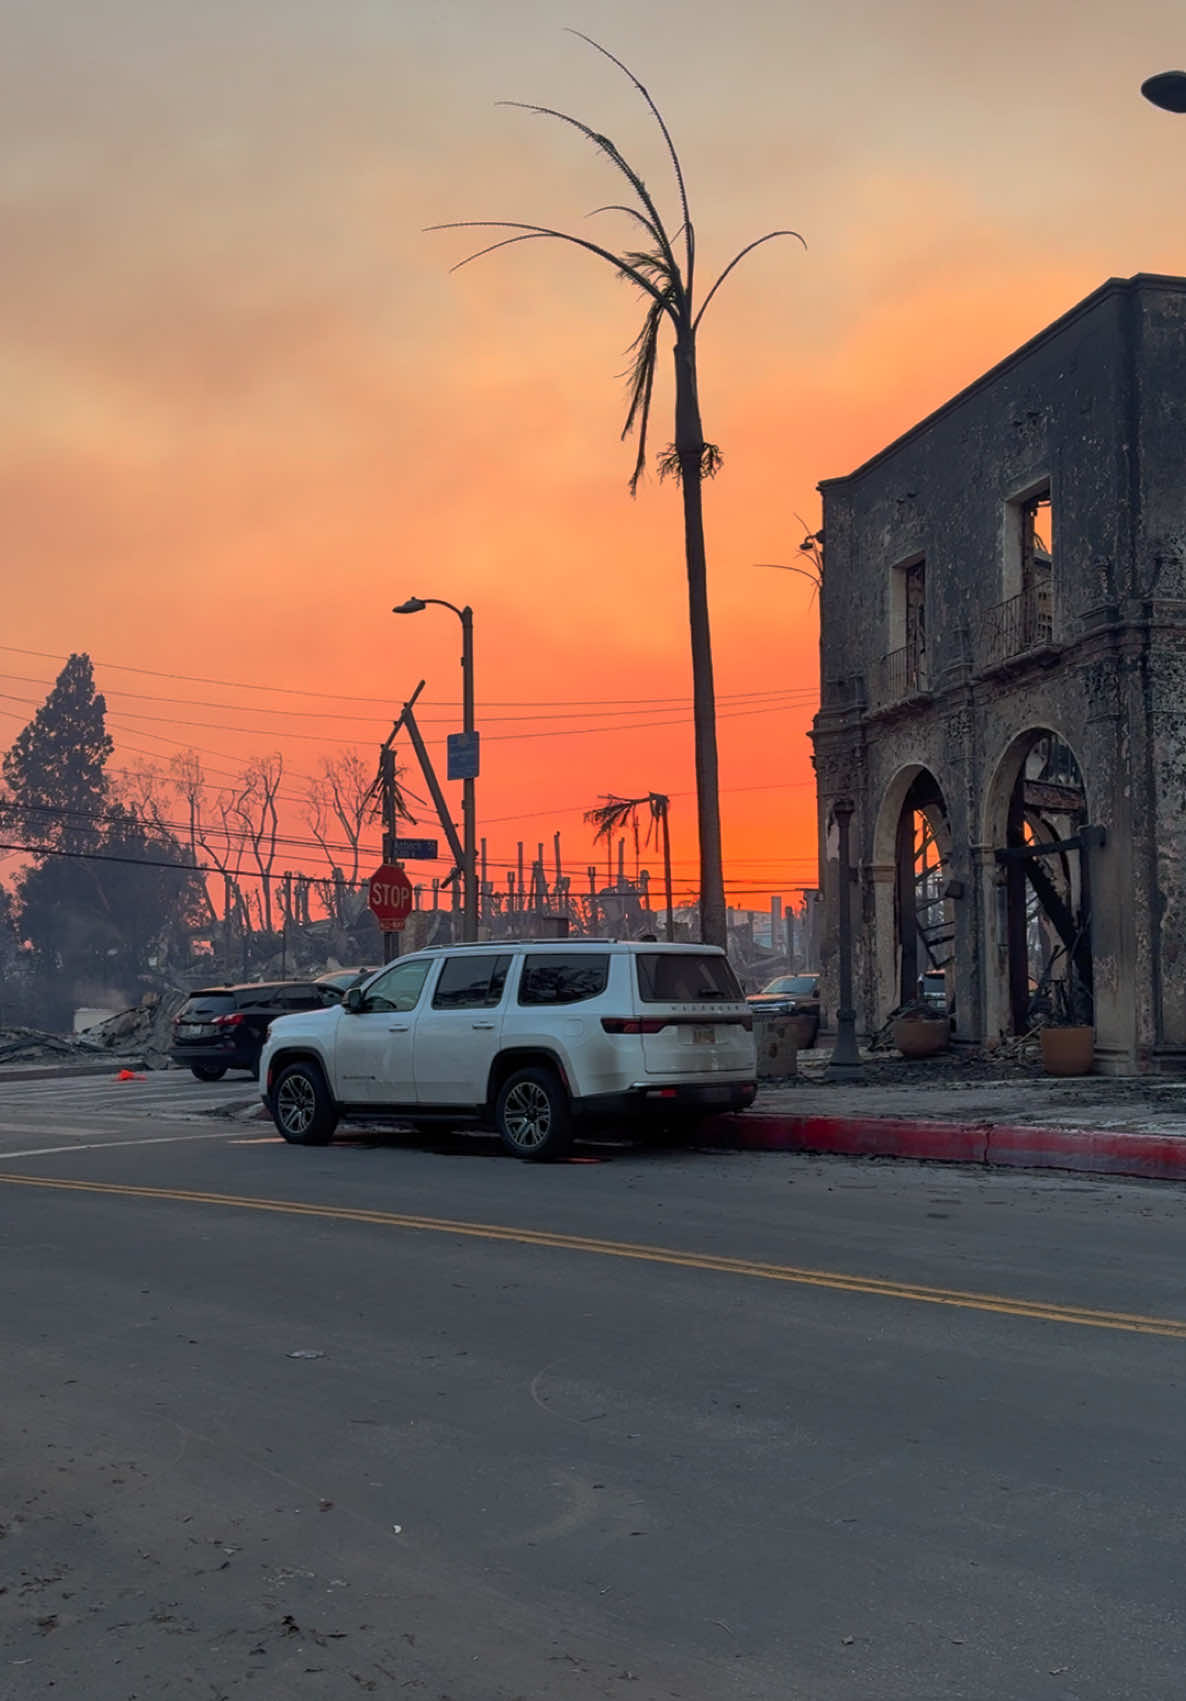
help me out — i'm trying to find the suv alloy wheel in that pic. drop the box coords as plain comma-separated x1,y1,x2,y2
272,1061,338,1146
495,1066,573,1162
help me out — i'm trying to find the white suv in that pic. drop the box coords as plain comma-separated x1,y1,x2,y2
259,940,758,1160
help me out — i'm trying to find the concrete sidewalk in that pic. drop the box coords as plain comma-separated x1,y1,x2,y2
722,1051,1186,1181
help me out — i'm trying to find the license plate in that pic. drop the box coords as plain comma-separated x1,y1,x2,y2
692,1026,715,1045
178,1023,213,1038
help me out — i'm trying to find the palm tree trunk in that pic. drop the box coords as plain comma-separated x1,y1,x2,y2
673,333,727,949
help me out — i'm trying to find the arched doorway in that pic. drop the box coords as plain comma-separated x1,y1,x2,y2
875,767,955,1011
985,730,1092,1034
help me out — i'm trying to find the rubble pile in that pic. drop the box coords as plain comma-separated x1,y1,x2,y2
0,990,188,1071
0,1027,109,1066
83,990,188,1066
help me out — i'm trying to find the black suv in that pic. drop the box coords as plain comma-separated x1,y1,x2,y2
171,982,331,1080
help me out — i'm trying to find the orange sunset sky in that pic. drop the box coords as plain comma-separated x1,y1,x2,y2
5,0,1186,913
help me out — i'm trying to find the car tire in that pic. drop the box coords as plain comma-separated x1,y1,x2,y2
271,1061,338,1146
495,1066,573,1162
190,1064,228,1082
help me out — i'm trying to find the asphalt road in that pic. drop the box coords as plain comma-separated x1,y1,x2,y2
3,1101,1186,1700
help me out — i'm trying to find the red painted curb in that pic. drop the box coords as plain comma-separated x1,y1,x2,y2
704,1111,1186,1182
985,1122,1186,1180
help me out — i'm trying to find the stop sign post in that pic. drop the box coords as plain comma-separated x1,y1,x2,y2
368,863,413,933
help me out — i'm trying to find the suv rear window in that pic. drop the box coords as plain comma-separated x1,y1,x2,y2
236,985,290,1010
179,993,235,1019
518,953,610,1006
636,952,744,1003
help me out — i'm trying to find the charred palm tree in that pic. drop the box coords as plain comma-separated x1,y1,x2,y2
430,35,802,947
585,791,675,941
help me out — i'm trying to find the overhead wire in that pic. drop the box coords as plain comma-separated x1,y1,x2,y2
0,646,816,711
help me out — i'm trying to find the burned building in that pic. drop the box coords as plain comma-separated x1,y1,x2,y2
811,274,1186,1072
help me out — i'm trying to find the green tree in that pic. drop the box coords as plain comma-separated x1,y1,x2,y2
0,653,112,851
432,35,802,946
2,657,203,1025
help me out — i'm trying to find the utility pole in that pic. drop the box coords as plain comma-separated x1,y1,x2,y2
379,745,400,964
392,599,478,942
460,604,477,942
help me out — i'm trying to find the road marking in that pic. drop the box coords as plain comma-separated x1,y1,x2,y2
0,1172,1184,1340
0,1132,235,1159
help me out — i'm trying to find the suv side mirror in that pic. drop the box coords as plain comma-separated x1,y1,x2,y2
343,986,364,1014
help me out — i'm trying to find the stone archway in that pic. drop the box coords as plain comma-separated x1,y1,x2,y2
983,729,1091,1034
873,765,955,1016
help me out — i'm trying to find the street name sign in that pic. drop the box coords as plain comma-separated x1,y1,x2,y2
393,837,438,861
447,731,480,781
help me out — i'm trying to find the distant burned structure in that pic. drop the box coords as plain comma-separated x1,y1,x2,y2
812,274,1186,1072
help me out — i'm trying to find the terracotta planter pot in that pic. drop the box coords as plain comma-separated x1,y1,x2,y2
1040,1025,1094,1076
892,1017,950,1059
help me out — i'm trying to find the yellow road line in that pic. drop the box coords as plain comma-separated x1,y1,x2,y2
2,1170,1184,1339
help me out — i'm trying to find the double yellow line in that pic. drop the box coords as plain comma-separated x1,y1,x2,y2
2,1170,1184,1340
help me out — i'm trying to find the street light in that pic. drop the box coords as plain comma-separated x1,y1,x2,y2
1141,70,1186,113
393,596,478,942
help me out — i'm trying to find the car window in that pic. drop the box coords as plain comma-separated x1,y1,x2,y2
761,975,817,997
236,985,283,1010
432,954,513,1010
636,952,743,1003
518,953,610,1006
362,959,432,1014
179,993,234,1020
280,987,324,1010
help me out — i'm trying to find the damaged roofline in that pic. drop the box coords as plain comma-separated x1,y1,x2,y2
818,271,1186,492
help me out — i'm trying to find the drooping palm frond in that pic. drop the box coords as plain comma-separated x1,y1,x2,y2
621,296,670,493
566,31,694,293
426,219,671,307
498,99,680,283
585,794,644,841
692,230,808,331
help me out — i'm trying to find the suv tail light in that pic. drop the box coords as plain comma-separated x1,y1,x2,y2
601,1017,669,1036
213,1012,245,1028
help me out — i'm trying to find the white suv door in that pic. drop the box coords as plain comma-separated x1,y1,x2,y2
412,952,514,1106
333,957,432,1104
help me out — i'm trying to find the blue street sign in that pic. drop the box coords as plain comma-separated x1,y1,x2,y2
393,838,438,861
447,731,480,781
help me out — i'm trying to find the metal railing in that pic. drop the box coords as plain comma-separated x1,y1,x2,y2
981,587,1053,667
875,644,928,706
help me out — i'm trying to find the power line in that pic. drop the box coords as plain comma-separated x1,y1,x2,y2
0,645,815,711
0,669,814,726
0,690,808,749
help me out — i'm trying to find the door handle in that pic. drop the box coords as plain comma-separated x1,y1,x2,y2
471,1021,496,1030
388,1024,410,1033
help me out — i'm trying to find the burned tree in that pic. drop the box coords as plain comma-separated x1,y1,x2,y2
585,791,674,941
430,33,803,947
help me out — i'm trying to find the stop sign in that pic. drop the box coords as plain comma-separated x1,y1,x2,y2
367,863,413,932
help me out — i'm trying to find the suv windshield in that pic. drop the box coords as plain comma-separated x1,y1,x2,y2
636,952,743,1003
760,975,817,997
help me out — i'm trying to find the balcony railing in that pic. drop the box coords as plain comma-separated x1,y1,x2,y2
875,643,928,706
981,587,1052,668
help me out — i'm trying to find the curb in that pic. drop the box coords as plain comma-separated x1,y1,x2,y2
711,1111,1186,1182
0,1061,155,1084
